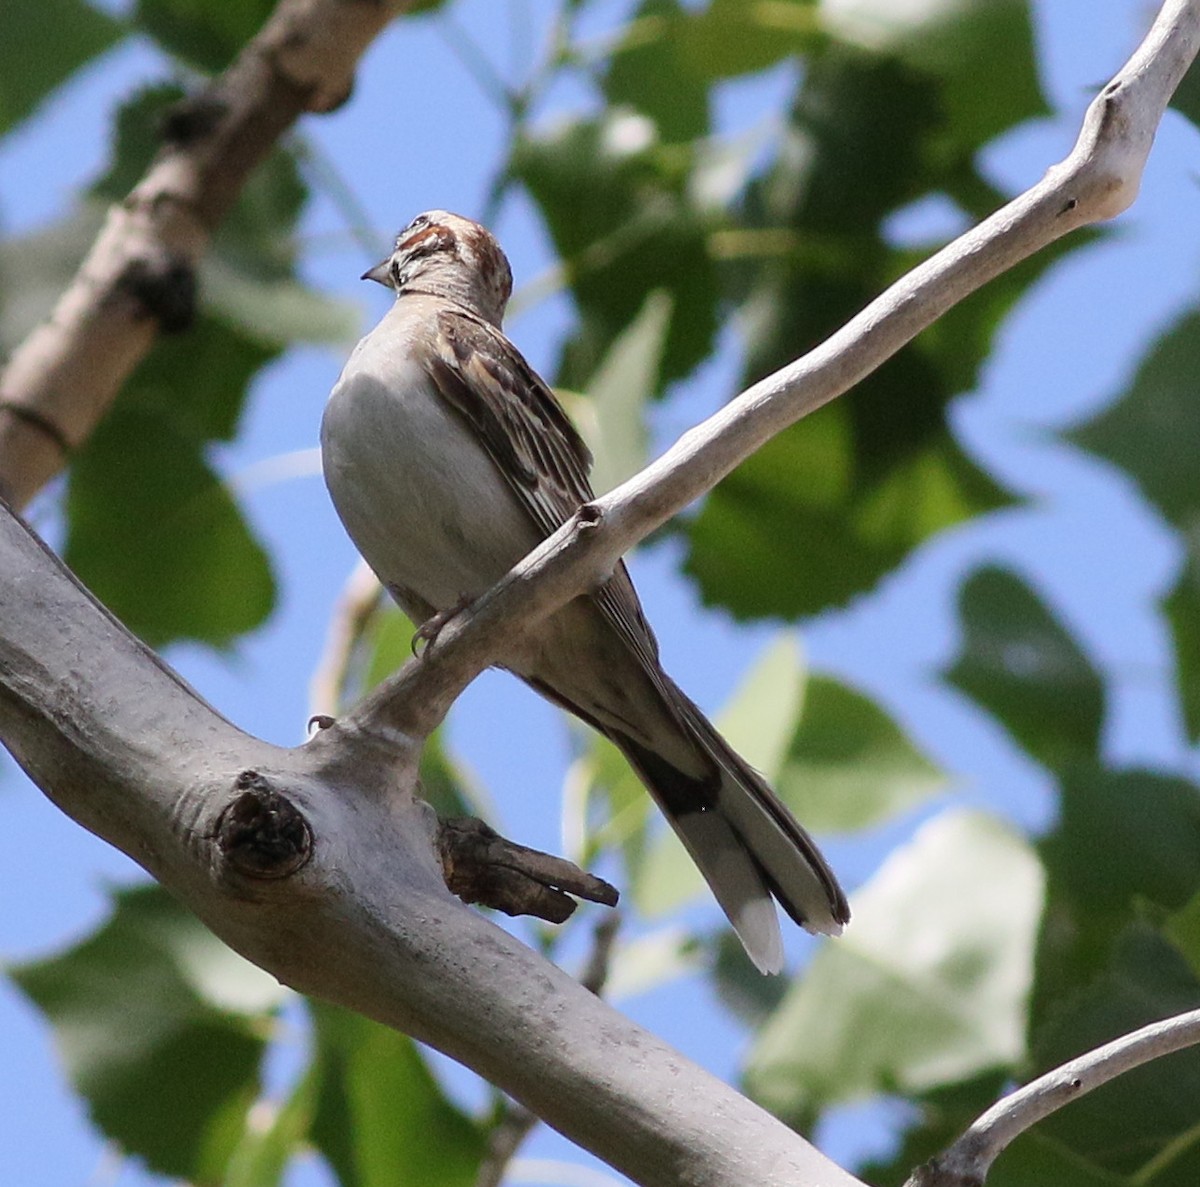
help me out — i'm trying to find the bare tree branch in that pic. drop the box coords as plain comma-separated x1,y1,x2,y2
0,0,418,509
907,1008,1200,1187
332,0,1200,751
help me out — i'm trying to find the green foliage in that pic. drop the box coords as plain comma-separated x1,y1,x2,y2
511,111,721,390
719,635,946,833
678,0,1055,619
59,84,354,646
1067,311,1200,742
309,1002,486,1187
132,0,277,72
9,885,283,1183
943,566,1106,771
0,0,123,136
61,286,282,648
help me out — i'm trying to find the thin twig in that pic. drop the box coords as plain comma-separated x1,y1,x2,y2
308,559,384,721
908,1007,1200,1187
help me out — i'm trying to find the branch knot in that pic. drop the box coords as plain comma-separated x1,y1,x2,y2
217,771,313,879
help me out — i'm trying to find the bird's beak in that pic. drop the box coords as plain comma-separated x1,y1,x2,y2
361,260,391,286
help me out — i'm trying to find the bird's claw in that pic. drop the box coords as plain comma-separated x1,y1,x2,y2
411,595,474,658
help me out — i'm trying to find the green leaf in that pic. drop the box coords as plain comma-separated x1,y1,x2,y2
744,810,1043,1123
1029,924,1200,1185
1163,548,1200,744
822,0,1046,148
309,1001,485,1187
625,635,944,918
988,1132,1128,1187
679,11,1065,620
511,113,720,389
942,566,1105,771
225,1065,319,1187
1072,308,1200,734
66,395,277,649
133,0,276,72
602,0,710,143
0,0,124,135
684,409,1010,618
1034,766,1200,1016
1165,889,1200,980
1067,311,1200,532
604,0,820,96
10,884,281,1182
720,635,946,832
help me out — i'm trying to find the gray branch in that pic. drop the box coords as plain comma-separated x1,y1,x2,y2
907,1008,1200,1187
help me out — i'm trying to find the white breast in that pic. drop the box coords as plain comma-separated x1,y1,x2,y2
321,305,541,611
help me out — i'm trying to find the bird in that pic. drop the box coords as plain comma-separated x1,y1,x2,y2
320,210,850,973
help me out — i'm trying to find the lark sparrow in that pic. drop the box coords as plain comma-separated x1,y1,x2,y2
321,210,849,973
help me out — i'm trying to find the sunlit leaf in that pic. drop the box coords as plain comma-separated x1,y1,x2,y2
309,1002,485,1187
745,811,1042,1122
943,566,1105,771
225,1065,319,1187
1165,889,1200,981
10,885,281,1182
602,0,710,142
822,0,1046,147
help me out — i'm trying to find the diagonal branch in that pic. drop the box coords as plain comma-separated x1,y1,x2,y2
0,0,419,509
907,1007,1200,1187
326,0,1200,749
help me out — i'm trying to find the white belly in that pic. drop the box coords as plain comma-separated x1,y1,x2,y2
321,335,541,612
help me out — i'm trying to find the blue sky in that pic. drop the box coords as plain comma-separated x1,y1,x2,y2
2,2,1200,1184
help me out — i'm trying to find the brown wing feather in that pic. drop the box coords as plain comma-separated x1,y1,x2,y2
427,307,663,668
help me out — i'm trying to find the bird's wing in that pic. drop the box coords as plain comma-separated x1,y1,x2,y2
426,306,662,666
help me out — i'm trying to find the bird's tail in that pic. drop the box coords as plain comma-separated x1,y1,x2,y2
611,678,849,975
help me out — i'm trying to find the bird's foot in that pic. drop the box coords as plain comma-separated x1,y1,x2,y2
411,594,473,657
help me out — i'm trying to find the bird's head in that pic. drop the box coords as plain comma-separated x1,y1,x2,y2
363,210,514,328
